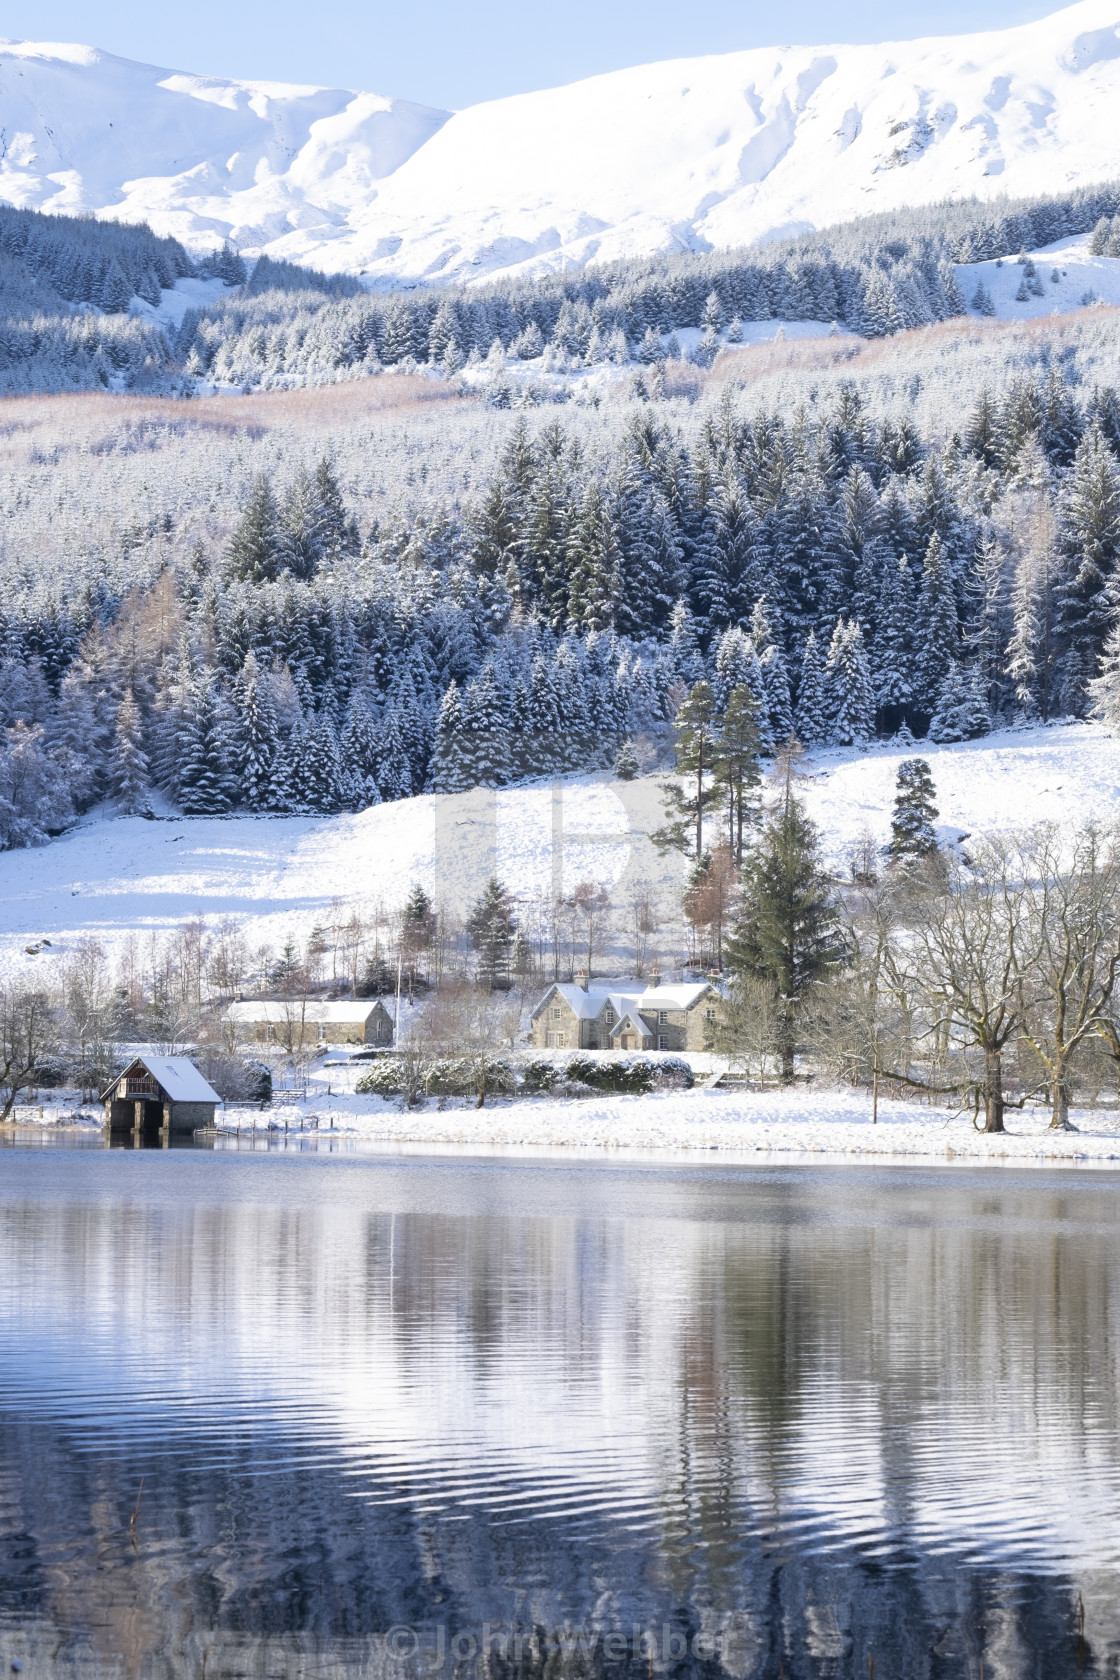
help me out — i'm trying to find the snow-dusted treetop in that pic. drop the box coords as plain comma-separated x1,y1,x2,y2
5,1,1120,284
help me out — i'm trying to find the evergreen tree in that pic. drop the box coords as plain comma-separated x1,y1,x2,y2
566,482,622,632
525,657,564,777
177,677,235,814
795,630,828,747
341,691,382,806
668,598,706,686
725,759,842,1081
230,652,277,811
760,644,795,744
466,876,518,989
1053,425,1120,710
913,533,959,715
377,707,414,802
824,620,874,745
429,682,470,794
885,758,939,861
613,739,639,780
459,665,510,788
652,680,721,859
110,690,151,815
928,662,991,742
711,684,762,864
226,477,282,584
1088,615,1120,733
872,554,915,719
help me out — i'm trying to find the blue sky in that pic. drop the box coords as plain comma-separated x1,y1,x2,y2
0,0,1060,109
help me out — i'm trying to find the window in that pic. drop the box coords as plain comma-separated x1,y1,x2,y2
551,1007,562,1019
658,1034,669,1050
705,1007,717,1021
547,1032,567,1048
604,1009,615,1025
658,1009,668,1024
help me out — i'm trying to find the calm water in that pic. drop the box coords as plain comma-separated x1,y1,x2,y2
0,1139,1117,1680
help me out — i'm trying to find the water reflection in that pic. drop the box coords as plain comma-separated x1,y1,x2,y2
0,1149,1116,1678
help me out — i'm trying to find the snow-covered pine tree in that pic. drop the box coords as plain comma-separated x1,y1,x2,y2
226,477,282,584
824,620,875,745
1088,616,1120,733
429,682,471,795
885,758,939,861
913,534,960,717
177,676,236,815
523,655,564,776
377,706,414,802
266,737,296,813
1052,424,1120,712
928,663,991,742
794,630,827,748
110,690,152,815
458,664,510,788
668,598,706,686
341,691,382,805
872,554,915,723
566,481,622,633
230,652,277,811
760,644,795,745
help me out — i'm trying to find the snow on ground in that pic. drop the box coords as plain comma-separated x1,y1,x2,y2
0,773,675,979
960,233,1120,322
130,276,231,331
12,1083,1120,1168
798,720,1120,868
1,722,1115,980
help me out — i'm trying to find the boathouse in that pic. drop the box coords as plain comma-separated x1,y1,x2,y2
101,1056,220,1135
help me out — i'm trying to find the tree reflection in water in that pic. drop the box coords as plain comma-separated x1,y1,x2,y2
0,1146,1116,1679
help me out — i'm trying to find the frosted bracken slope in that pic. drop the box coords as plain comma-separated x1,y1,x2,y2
6,2,1120,282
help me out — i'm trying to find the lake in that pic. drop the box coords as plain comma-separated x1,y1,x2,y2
0,1137,1117,1679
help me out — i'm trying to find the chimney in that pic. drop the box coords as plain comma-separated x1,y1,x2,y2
647,970,660,988
575,968,589,991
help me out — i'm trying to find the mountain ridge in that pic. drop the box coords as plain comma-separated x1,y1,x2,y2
3,2,1120,285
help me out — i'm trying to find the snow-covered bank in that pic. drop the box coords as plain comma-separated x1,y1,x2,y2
198,1087,1120,1165
208,1087,1120,1165
10,1085,1120,1166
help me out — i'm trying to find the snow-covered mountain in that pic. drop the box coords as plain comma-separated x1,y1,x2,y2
5,1,1120,285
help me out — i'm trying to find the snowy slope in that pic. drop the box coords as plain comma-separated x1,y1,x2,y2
7,3,1120,282
1,724,1117,982
0,40,448,252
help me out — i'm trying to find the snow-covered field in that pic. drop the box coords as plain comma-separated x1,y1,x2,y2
1,722,1116,981
13,1083,1120,1168
5,2,1120,283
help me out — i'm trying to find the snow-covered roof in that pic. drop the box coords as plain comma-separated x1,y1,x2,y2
610,1008,652,1041
106,1057,220,1104
532,981,717,1020
226,1000,386,1024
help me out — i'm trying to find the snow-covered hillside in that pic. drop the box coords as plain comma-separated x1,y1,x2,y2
1,725,1116,983
0,40,448,254
6,2,1120,284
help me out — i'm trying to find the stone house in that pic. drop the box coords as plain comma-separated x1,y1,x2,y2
226,999,395,1050
101,1056,220,1135
528,973,725,1053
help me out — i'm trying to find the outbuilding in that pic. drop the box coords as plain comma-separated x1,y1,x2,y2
101,1056,220,1136
225,999,395,1050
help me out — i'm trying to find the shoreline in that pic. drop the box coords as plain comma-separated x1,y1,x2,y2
8,1086,1120,1170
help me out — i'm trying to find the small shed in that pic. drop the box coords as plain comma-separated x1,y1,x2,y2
101,1056,220,1135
